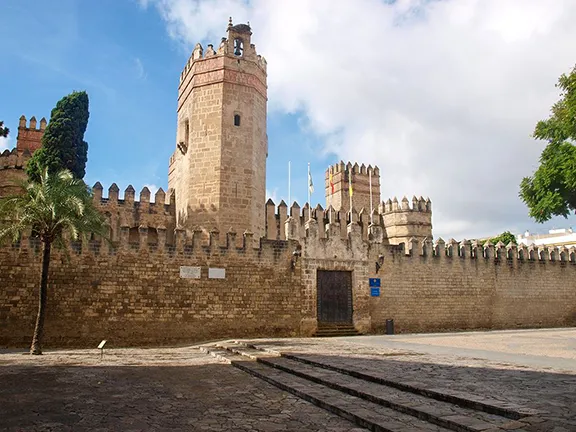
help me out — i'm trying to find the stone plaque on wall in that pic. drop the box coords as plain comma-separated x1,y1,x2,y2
180,266,201,279
208,268,226,279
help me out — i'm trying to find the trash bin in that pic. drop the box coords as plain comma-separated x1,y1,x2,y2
385,319,394,335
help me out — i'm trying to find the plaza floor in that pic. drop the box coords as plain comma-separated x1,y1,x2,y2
0,328,574,431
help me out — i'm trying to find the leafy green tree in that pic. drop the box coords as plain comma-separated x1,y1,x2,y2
483,231,517,246
0,169,108,355
0,121,9,138
26,91,90,181
520,65,576,222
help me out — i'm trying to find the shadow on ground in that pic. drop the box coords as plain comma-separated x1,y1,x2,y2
1,347,575,431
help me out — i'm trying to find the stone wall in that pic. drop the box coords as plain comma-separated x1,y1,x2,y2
367,239,576,333
297,223,576,335
0,233,302,348
325,162,381,215
0,149,30,198
1,218,575,349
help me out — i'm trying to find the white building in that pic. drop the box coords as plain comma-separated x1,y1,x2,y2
516,228,576,249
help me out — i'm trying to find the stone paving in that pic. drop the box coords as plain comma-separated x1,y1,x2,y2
0,347,364,431
1,329,575,431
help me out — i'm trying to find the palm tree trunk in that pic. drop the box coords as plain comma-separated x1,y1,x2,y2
30,240,51,355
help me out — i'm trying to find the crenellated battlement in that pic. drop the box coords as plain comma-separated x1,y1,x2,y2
0,148,32,197
16,114,46,154
380,196,432,213
179,19,267,85
5,228,295,265
402,237,576,264
325,161,380,215
264,198,431,246
0,147,31,170
326,161,380,176
90,182,177,243
8,225,573,271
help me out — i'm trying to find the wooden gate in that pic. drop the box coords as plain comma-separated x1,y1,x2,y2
317,270,353,324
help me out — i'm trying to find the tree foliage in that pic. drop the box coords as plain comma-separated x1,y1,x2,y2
26,91,90,181
520,65,576,223
0,120,9,138
483,231,517,246
0,169,108,354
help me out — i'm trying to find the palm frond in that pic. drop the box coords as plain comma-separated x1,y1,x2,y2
0,168,109,248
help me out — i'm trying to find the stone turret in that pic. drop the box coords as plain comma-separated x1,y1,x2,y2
380,195,432,245
16,114,46,154
0,115,46,198
325,161,381,214
168,18,268,238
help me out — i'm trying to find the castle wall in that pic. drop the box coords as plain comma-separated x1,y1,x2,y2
0,234,303,347
370,241,576,333
0,115,43,199
92,183,177,244
0,149,30,197
16,115,46,154
1,217,575,348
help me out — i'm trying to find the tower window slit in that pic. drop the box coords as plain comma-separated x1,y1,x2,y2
234,114,241,127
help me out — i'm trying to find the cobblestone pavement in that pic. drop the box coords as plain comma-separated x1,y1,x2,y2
0,347,365,432
1,330,575,431
243,333,576,430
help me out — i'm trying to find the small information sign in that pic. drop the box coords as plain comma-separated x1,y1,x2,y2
369,278,381,287
180,266,201,279
370,287,380,297
208,268,226,279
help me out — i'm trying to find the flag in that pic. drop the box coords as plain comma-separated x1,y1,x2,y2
308,167,314,194
349,180,353,197
329,172,334,194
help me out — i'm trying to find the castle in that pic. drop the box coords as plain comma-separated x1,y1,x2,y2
0,21,574,348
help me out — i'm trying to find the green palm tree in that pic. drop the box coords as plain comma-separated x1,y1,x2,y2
0,169,108,355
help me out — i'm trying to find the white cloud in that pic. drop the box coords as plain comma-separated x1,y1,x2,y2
140,0,576,239
144,183,160,201
0,136,12,152
266,188,278,204
134,57,147,80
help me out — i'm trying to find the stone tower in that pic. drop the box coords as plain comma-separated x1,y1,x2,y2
16,115,46,154
325,162,381,214
168,19,268,238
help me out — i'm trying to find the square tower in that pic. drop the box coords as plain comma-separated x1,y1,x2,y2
325,162,380,213
168,19,268,238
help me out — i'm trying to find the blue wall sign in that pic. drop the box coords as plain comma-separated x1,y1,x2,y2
369,278,381,287
370,287,380,297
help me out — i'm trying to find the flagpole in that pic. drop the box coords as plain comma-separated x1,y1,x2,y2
349,168,353,219
369,168,373,224
308,162,311,221
288,161,291,208
329,169,332,224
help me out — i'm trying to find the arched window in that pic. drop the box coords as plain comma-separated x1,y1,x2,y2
233,38,244,57
234,114,241,127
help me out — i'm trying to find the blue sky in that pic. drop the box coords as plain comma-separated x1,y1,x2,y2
0,0,323,208
2,0,576,239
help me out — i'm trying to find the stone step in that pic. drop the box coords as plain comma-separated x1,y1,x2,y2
271,351,545,421
234,358,455,432
214,342,280,360
314,324,362,337
313,331,362,337
202,344,454,431
317,323,357,328
257,356,519,432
